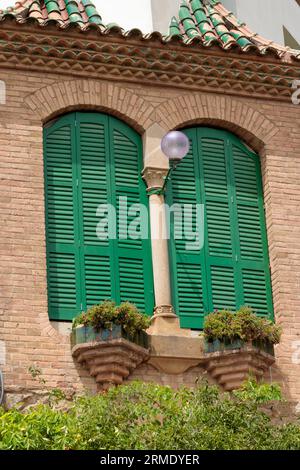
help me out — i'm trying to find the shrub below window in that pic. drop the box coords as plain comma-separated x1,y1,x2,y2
203,306,281,345
0,381,300,450
72,301,151,337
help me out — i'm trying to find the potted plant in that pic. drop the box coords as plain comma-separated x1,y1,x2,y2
202,307,281,391
71,301,151,390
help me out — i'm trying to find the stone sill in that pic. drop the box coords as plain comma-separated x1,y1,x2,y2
148,333,205,374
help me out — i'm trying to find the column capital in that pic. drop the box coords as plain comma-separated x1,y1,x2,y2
142,166,169,191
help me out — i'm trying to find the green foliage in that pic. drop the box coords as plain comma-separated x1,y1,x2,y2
1,381,299,450
234,378,282,403
28,365,46,385
204,306,281,345
48,389,67,406
0,405,76,450
72,301,151,336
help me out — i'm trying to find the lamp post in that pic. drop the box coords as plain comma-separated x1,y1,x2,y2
143,130,190,336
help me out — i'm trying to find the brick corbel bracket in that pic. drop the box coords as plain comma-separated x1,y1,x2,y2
72,338,149,391
204,345,275,391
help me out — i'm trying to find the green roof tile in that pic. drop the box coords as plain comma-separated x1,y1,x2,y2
44,0,60,14
0,0,104,27
65,0,83,24
168,0,294,56
169,16,181,36
81,0,102,24
0,0,298,63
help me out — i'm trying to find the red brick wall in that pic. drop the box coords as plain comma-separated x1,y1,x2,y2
1,72,300,400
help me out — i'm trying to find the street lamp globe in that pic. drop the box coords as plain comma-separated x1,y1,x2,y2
161,131,189,162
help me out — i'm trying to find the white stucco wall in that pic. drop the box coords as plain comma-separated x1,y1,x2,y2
151,0,181,34
95,0,153,32
223,0,300,46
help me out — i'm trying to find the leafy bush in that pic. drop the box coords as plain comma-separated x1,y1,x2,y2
203,306,281,345
234,378,282,403
1,381,300,450
72,300,151,336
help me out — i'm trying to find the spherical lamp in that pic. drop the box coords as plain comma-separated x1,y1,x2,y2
161,131,190,162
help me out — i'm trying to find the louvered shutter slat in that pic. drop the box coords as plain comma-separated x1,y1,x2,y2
199,130,238,314
211,265,236,311
84,254,112,308
176,262,204,328
232,143,273,316
44,117,80,320
110,119,154,314
79,118,108,247
167,131,207,328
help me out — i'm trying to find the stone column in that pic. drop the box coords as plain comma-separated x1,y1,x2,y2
142,124,188,336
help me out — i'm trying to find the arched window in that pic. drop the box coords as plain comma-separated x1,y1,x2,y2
44,112,154,320
166,127,273,329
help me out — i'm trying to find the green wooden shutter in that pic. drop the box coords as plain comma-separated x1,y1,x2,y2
44,112,154,320
109,117,154,313
167,127,273,329
44,114,81,320
198,129,237,314
76,113,114,311
230,139,273,315
167,130,209,328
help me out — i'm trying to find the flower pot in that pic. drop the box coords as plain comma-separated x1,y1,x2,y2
204,338,275,356
203,340,275,391
71,324,149,349
71,325,149,391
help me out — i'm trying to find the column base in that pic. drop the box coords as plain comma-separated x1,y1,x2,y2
147,305,190,337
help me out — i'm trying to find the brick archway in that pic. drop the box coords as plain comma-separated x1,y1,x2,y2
153,93,280,152
153,92,284,348
24,79,155,134
22,79,155,341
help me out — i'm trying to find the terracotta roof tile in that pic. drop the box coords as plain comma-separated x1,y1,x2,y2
0,0,103,26
168,0,300,61
0,0,299,63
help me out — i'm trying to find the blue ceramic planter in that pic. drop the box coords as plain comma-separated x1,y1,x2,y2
204,338,274,356
71,324,149,349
